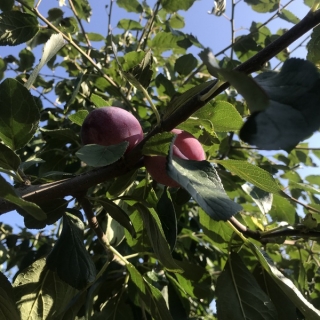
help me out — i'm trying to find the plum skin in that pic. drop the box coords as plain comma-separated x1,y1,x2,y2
144,129,206,187
80,107,144,152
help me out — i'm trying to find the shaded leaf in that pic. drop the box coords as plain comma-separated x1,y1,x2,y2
46,212,96,290
174,53,198,75
0,78,39,150
307,25,320,68
242,184,273,214
68,110,89,126
240,59,320,151
0,11,39,46
167,145,242,221
0,272,19,320
278,9,300,24
116,0,143,13
161,0,196,12
135,203,182,272
117,19,143,30
72,0,92,21
90,93,108,107
76,141,128,167
0,0,14,11
243,0,279,13
0,175,46,221
216,252,277,320
142,132,174,156
0,143,20,171
13,258,79,320
97,198,136,238
248,241,320,319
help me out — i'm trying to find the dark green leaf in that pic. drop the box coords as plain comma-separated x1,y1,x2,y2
142,132,174,156
216,252,277,320
0,78,40,150
234,35,263,62
307,25,320,67
97,198,136,238
0,143,20,171
76,141,128,167
167,146,242,221
240,59,320,151
243,0,279,13
0,175,46,221
0,11,39,46
46,212,96,290
0,0,14,11
0,271,19,320
18,48,35,71
90,93,108,107
174,53,197,75
13,258,79,319
161,0,196,12
116,0,143,13
72,0,92,21
107,169,138,196
135,203,182,272
156,189,177,251
127,263,173,320
278,9,300,24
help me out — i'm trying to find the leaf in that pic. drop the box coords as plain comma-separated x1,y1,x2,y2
0,143,20,171
0,78,40,150
243,0,279,13
234,35,263,62
25,34,65,90
216,160,282,195
0,272,19,320
307,25,320,68
13,258,79,320
216,252,278,320
90,93,108,107
0,11,39,46
247,241,320,319
96,198,136,238
135,203,182,272
76,141,128,167
193,101,243,132
0,175,46,221
46,212,96,290
268,194,297,225
0,0,14,11
240,58,320,151
242,184,273,214
68,110,89,126
156,189,177,251
127,263,173,320
174,53,198,75
116,0,143,13
278,9,300,24
142,132,174,156
117,19,143,30
167,145,242,221
161,0,197,12
72,0,92,21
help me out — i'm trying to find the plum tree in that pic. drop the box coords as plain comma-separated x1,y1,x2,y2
144,129,206,187
80,107,144,152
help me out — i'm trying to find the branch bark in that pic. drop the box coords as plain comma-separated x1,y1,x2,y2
1,8,320,215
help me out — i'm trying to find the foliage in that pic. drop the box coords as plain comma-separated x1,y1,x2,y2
1,0,320,319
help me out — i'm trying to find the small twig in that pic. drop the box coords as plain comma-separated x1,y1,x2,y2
107,0,114,36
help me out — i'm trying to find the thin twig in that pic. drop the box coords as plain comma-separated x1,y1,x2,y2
107,0,114,36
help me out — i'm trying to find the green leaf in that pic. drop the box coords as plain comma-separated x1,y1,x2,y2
96,198,136,238
240,59,320,151
167,147,242,221
72,0,92,21
46,212,96,290
243,0,279,13
76,141,128,167
18,48,35,71
307,25,320,68
268,194,296,225
216,252,277,320
156,189,177,251
108,169,138,196
68,110,89,126
127,263,174,320
151,31,192,53
135,203,182,272
234,35,263,62
116,0,143,13
0,175,46,221
217,160,282,196
0,78,40,150
174,53,197,75
41,128,79,142
117,19,143,30
90,93,108,107
247,241,320,319
0,11,39,46
0,143,20,171
278,9,300,24
161,0,196,12
193,101,243,132
13,258,79,320
142,132,174,156
0,272,19,320
0,0,14,11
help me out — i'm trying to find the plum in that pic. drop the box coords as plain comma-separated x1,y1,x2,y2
144,129,206,187
80,107,144,153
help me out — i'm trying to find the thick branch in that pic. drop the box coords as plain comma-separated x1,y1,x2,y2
1,9,320,215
